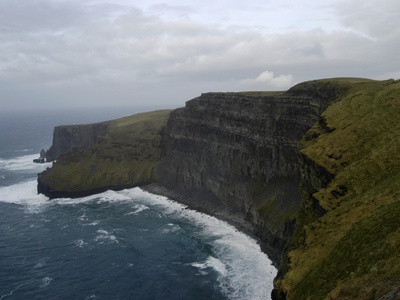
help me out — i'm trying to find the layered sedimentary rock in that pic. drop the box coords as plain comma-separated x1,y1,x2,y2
46,123,109,162
38,81,347,264
273,79,400,299
37,79,400,299
38,110,171,198
152,81,347,264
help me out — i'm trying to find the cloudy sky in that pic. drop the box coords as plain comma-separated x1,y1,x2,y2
0,0,399,111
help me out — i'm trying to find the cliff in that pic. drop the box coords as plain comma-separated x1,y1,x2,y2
38,110,171,198
150,81,347,264
273,78,400,299
37,78,400,299
46,122,109,162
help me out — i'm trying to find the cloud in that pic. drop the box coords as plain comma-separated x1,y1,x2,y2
334,0,400,38
0,0,399,111
241,71,294,90
0,1,91,32
148,3,193,19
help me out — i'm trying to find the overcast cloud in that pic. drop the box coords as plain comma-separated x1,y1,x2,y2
0,0,399,111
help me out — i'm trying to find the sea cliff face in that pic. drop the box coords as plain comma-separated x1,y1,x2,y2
37,79,400,299
46,123,109,162
38,110,171,198
152,82,346,263
273,79,400,299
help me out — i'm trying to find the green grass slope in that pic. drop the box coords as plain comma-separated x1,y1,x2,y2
275,79,400,299
41,110,171,195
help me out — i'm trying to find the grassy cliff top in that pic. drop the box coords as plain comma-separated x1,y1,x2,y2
107,109,172,132
39,109,172,196
277,78,400,299
317,77,376,83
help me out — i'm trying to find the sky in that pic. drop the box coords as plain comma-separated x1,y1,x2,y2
0,0,399,111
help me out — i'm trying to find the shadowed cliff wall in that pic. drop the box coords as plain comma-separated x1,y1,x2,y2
38,110,171,198
46,123,109,162
153,81,347,264
37,79,400,299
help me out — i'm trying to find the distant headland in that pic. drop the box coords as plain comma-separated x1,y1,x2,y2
37,78,400,300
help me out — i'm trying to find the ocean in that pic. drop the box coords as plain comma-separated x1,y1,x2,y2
0,108,277,300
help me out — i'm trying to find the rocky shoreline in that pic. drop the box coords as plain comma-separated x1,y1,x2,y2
142,183,259,245
37,78,400,299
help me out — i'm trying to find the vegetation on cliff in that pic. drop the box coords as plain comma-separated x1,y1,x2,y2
275,78,400,299
37,78,400,299
38,110,171,198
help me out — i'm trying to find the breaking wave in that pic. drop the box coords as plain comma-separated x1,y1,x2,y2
0,182,277,299
0,154,50,172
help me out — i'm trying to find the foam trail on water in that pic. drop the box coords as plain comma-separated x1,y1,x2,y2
0,181,276,299
121,187,277,300
40,277,54,288
0,154,51,172
94,229,119,244
0,180,49,213
0,183,131,213
51,190,132,206
191,256,228,277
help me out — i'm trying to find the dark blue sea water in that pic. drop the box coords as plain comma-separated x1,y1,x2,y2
0,108,276,300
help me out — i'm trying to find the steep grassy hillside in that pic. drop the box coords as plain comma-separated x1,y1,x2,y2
275,79,400,299
38,110,171,197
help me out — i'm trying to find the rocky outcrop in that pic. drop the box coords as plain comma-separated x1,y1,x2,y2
151,81,347,264
38,81,347,265
273,79,400,299
38,110,171,198
45,123,109,162
38,79,400,299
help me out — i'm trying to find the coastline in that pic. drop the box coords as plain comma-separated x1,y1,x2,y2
142,183,278,267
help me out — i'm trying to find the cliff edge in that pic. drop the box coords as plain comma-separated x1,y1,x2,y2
273,78,400,299
37,78,400,299
38,110,171,198
149,80,348,265
45,122,109,162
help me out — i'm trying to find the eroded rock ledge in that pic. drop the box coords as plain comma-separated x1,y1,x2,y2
38,80,346,266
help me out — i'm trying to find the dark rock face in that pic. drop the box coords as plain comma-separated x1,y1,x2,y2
40,149,46,159
154,82,345,264
45,123,108,162
37,110,172,199
37,80,400,298
37,80,346,267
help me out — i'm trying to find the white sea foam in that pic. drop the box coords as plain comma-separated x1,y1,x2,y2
0,154,51,172
94,229,119,244
125,204,149,215
0,181,276,299
79,214,88,221
40,276,54,288
96,190,132,203
15,148,34,153
86,220,100,226
0,180,50,213
120,187,277,300
74,239,88,248
0,181,132,214
51,190,131,207
34,257,49,269
161,223,181,234
0,284,26,300
191,256,228,277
